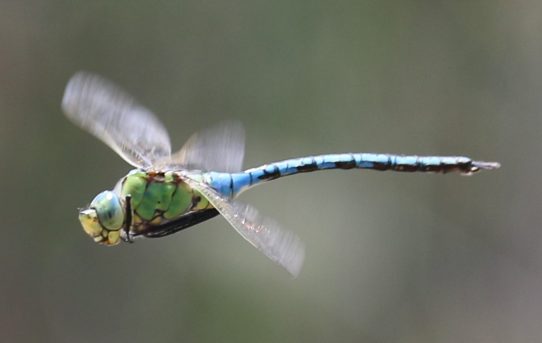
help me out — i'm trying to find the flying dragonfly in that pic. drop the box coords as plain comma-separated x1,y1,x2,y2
62,72,500,277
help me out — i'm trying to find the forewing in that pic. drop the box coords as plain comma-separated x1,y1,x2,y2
62,71,171,168
184,176,305,277
167,121,245,172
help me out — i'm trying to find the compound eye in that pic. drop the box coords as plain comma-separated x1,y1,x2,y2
90,191,124,231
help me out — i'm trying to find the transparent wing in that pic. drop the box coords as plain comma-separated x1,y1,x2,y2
62,71,171,169
165,121,245,172
183,176,304,277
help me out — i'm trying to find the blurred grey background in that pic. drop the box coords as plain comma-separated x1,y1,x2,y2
0,1,536,342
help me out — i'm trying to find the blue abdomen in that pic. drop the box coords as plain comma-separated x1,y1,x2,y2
203,153,498,198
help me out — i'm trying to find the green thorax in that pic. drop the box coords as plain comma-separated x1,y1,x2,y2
119,169,211,233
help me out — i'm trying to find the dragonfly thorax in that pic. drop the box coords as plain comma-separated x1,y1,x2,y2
79,190,125,245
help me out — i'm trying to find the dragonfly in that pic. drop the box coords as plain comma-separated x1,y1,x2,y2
62,71,500,277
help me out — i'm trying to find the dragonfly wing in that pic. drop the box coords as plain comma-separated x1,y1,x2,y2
167,121,245,172
62,71,172,169
184,176,304,277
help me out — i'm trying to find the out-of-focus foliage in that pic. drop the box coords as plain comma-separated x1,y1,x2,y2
0,1,536,342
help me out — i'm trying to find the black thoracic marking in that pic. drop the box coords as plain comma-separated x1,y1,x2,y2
192,195,201,208
258,165,281,181
122,195,133,243
297,161,318,172
335,160,356,169
139,208,220,238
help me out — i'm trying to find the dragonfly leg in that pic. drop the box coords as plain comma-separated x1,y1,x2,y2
122,195,134,243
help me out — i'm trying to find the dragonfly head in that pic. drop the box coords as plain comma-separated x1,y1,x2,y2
79,190,125,246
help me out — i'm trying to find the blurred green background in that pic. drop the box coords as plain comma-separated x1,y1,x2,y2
0,1,536,342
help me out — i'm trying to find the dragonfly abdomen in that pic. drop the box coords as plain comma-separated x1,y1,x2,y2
205,153,500,198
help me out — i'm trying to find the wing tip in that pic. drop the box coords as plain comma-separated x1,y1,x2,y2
284,243,305,278
61,71,97,115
